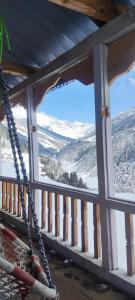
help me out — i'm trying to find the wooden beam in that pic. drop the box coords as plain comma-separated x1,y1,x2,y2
94,43,118,270
48,0,128,22
2,60,39,77
9,6,135,100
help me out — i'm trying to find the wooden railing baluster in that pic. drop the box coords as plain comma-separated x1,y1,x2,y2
23,185,27,219
63,196,69,241
55,193,60,237
6,182,9,211
125,213,135,276
48,192,52,233
2,182,6,210
13,184,17,215
17,185,21,217
93,204,101,258
9,183,13,213
81,200,88,252
71,198,78,246
42,191,46,229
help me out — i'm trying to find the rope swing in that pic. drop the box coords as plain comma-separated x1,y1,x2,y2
0,17,58,300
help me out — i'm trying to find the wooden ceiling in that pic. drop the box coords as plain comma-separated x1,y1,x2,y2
48,0,128,22
1,0,128,79
0,0,131,87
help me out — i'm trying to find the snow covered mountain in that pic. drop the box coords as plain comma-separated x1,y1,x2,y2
3,106,94,156
12,106,94,140
1,106,135,194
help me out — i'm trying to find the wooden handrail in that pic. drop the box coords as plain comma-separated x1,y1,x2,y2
0,176,99,203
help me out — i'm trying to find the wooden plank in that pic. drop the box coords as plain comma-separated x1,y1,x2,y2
0,176,24,185
42,191,46,229
93,204,101,258
32,181,99,204
2,60,39,76
125,213,135,275
55,193,60,237
9,6,135,99
48,192,53,233
49,0,115,22
106,198,135,214
27,86,39,182
81,200,88,252
71,198,78,246
27,86,40,227
63,196,69,241
2,182,6,210
94,44,118,270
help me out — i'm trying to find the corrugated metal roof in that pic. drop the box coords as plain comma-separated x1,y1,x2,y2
0,0,98,88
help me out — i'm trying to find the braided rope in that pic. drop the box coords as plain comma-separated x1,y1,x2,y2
0,68,55,290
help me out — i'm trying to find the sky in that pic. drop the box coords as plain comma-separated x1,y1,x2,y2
38,66,135,124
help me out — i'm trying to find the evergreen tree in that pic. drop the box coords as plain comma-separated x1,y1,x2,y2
59,172,70,184
77,177,87,189
69,172,78,187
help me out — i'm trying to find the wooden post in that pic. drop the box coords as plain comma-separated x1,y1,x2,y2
27,86,39,227
48,192,52,233
63,196,69,241
94,44,118,270
42,191,46,229
55,193,60,237
2,182,6,210
81,200,88,252
93,204,101,258
125,213,135,276
71,198,78,246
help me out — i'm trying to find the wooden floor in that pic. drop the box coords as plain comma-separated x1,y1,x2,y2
26,256,130,300
11,230,129,300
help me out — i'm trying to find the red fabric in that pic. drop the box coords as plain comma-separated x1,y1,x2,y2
12,267,35,286
2,228,17,241
31,255,43,274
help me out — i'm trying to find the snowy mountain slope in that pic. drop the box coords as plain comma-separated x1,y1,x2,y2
2,106,94,154
36,111,94,139
11,106,94,140
1,105,135,193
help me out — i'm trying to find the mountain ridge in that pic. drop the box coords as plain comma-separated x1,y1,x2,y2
1,106,135,194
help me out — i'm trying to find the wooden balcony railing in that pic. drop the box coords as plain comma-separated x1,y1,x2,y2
0,177,135,297
0,177,101,259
